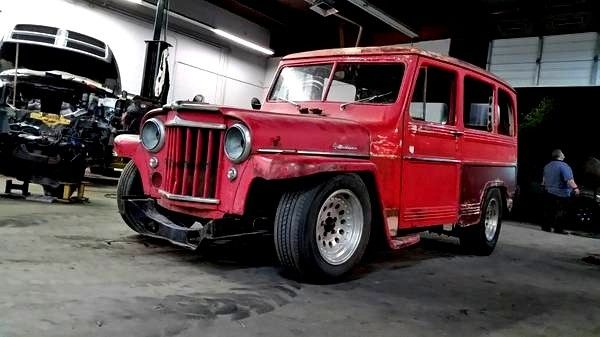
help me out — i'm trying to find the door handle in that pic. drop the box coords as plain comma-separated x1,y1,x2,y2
451,131,464,137
409,125,421,133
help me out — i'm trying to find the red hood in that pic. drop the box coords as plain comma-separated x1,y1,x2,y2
152,103,371,157
221,107,370,157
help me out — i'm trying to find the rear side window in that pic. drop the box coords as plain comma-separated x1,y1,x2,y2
409,67,456,125
498,89,515,136
464,77,494,132
326,63,404,104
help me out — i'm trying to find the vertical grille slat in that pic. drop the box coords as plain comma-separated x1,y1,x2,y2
212,131,225,197
203,131,215,197
174,128,184,195
191,130,204,197
165,130,174,190
181,128,194,195
163,125,222,201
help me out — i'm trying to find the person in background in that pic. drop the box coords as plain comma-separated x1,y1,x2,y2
542,149,580,234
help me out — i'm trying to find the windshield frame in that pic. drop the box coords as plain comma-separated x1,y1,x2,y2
266,60,407,107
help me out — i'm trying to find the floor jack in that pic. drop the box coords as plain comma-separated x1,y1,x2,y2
2,179,89,204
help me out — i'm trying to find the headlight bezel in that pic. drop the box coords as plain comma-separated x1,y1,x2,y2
140,118,166,153
224,123,252,163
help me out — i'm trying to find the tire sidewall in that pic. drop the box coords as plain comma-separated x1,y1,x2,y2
302,174,372,278
479,189,503,250
116,161,144,231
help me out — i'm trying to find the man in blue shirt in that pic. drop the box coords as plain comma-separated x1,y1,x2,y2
542,149,580,233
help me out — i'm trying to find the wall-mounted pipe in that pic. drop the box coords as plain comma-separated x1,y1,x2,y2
334,13,363,47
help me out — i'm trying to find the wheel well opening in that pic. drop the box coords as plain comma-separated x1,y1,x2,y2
244,173,337,222
486,185,509,218
356,172,387,249
244,172,384,239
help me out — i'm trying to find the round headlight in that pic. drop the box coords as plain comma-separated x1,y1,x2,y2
140,118,165,152
224,123,251,163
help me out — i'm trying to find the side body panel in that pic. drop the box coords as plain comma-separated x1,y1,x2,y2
458,71,518,225
399,57,461,228
459,165,516,224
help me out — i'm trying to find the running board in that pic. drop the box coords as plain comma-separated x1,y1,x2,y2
390,234,421,250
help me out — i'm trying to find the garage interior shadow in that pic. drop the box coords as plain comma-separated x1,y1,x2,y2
131,230,466,283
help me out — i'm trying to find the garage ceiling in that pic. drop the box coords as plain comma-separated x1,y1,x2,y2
200,0,600,55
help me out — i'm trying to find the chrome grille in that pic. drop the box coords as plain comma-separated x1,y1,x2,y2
163,126,223,202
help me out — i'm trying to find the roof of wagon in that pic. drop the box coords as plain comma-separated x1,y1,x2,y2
283,46,514,91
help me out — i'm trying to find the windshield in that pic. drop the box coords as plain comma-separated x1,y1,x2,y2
269,64,333,101
269,63,405,105
327,63,405,105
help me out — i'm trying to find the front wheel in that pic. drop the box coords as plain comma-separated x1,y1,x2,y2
274,174,372,279
459,188,502,255
116,161,145,233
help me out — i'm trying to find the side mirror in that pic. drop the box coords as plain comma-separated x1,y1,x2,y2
193,94,205,103
251,97,262,110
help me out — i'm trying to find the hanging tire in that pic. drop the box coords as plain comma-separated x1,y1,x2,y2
460,188,502,255
116,161,145,233
274,174,372,279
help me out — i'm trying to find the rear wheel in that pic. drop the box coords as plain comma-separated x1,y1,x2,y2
116,161,145,233
274,174,371,279
459,188,502,255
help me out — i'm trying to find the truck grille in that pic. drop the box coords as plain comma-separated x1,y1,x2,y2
9,24,109,61
163,126,223,202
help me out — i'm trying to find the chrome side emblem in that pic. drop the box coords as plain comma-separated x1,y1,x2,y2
332,143,358,151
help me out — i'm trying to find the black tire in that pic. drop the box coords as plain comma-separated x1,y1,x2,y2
459,188,502,255
274,174,372,279
116,161,144,232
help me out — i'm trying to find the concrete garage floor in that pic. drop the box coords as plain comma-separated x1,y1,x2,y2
1,176,599,337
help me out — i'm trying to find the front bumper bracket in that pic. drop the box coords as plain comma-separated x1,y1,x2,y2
126,198,209,249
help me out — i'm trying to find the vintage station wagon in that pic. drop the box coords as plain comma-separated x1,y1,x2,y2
114,46,517,279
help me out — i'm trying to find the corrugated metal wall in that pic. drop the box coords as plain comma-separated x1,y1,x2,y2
488,32,600,87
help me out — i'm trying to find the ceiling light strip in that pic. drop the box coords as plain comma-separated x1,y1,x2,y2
345,0,418,38
122,0,274,55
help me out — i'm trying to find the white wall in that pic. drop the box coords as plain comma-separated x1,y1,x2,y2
0,0,270,108
263,57,282,99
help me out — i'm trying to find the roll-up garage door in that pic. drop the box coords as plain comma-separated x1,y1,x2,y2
487,32,600,87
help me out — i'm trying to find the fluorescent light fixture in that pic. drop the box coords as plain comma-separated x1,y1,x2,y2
213,29,274,55
117,0,274,55
310,4,339,17
346,0,418,38
308,0,339,17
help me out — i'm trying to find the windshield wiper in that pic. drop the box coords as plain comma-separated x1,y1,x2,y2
339,91,393,110
273,97,301,109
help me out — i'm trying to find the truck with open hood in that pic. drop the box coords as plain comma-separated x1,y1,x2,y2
0,24,123,195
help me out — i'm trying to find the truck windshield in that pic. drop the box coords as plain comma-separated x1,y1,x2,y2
269,63,404,106
328,63,405,108
269,64,333,102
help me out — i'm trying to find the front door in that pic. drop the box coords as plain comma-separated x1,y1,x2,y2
400,63,461,228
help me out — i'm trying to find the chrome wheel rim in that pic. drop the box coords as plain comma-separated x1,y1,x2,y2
315,189,364,266
484,198,499,241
